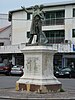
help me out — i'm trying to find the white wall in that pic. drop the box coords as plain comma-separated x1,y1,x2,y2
0,26,11,45
65,5,75,44
11,11,31,45
0,14,10,28
65,5,73,41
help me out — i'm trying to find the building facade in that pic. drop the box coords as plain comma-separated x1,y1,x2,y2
0,14,10,28
0,25,11,46
1,1,75,67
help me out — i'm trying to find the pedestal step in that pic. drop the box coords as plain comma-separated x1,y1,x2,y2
16,83,61,93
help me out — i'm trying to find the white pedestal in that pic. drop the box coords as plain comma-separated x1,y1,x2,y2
16,45,61,92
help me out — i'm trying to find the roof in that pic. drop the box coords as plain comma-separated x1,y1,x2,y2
0,25,11,33
8,0,75,21
44,0,75,7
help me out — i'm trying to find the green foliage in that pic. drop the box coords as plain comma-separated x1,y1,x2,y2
59,88,65,92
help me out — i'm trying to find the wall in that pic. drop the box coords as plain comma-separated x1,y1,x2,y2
65,5,75,44
0,14,10,28
0,26,11,45
11,11,31,45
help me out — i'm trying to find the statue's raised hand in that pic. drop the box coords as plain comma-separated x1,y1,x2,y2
21,6,28,13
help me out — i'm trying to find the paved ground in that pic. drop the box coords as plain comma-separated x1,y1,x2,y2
0,88,75,100
0,76,75,100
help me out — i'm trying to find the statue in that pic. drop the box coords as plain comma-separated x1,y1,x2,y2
21,5,48,44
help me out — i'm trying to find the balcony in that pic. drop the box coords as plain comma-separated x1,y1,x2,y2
55,43,72,52
0,43,73,54
43,18,64,26
0,43,26,54
47,37,65,44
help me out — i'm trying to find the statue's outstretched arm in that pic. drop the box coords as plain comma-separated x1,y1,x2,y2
21,6,28,13
39,11,45,21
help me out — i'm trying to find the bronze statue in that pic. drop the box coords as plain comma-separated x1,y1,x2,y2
21,5,48,44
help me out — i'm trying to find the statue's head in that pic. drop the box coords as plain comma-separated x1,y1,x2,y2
34,5,39,10
40,5,44,10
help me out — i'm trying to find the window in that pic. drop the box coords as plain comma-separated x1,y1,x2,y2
27,32,30,38
27,13,31,20
44,30,65,43
72,29,75,37
73,9,75,17
45,12,50,19
0,42,4,46
56,10,64,18
44,10,65,25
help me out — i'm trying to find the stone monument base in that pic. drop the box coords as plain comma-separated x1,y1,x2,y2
16,79,61,92
16,45,61,92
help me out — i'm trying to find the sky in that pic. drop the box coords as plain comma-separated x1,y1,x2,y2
0,0,73,14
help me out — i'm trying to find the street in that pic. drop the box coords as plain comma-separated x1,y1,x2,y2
0,75,75,99
59,78,75,91
0,75,75,91
0,75,19,89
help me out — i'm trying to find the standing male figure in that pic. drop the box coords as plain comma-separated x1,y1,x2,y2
21,5,48,44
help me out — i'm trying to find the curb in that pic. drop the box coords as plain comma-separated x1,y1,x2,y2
0,96,75,100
